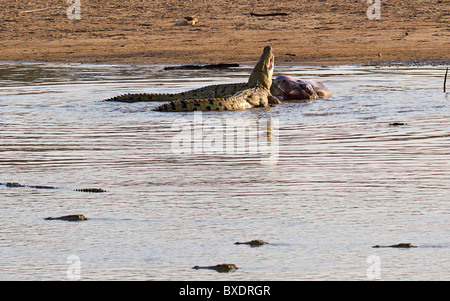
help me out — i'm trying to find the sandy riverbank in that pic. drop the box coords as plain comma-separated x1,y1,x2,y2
0,0,449,66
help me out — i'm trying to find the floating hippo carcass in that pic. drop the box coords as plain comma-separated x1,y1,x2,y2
271,75,332,101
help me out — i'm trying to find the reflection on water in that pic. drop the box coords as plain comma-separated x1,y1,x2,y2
0,63,449,280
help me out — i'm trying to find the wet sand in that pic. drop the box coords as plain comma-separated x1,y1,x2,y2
0,0,449,65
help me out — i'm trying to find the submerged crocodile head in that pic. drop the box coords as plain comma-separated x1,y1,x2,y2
248,45,274,90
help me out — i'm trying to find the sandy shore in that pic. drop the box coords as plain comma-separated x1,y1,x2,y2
0,0,449,65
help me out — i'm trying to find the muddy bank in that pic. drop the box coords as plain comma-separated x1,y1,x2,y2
0,0,449,65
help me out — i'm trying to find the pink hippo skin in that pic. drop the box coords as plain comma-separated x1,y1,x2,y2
270,75,332,101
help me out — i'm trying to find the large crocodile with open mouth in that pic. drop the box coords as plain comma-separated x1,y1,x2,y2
103,46,280,111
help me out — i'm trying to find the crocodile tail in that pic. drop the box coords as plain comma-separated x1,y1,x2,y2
101,93,176,103
101,83,249,103
153,97,251,112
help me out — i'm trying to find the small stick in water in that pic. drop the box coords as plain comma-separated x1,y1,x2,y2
444,67,448,93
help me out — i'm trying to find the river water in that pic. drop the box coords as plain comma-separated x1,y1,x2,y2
0,63,448,281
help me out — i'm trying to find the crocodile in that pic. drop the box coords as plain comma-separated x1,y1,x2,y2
103,45,280,112
153,85,275,112
153,46,277,112
271,75,332,101
235,240,269,246
372,243,417,248
45,215,88,221
2,182,106,193
389,122,407,126
192,264,238,273
102,82,250,103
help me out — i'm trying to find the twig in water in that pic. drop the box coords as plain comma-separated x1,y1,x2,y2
444,67,448,93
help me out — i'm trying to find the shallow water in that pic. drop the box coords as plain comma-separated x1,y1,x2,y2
0,62,449,281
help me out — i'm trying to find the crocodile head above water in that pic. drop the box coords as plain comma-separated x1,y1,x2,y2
45,215,88,221
248,45,274,90
235,240,269,246
192,264,238,273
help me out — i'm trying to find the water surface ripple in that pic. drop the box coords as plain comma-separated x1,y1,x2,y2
0,63,449,280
